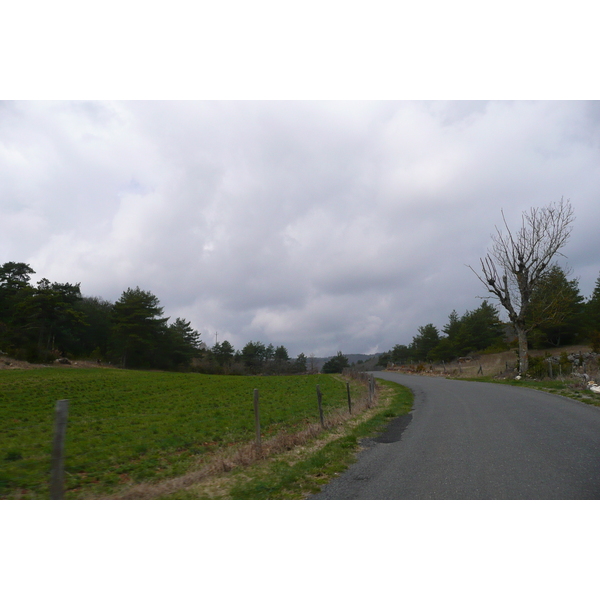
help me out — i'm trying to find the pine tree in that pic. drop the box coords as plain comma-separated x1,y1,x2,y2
110,287,168,368
321,351,349,373
525,266,584,347
411,324,440,361
585,273,600,351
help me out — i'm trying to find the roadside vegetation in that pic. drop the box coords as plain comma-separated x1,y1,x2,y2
460,374,600,407
159,378,413,500
379,201,600,375
378,268,600,371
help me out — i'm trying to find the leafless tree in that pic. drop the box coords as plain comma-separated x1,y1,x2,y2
469,198,575,374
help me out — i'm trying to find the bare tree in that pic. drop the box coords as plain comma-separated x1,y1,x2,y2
469,198,575,374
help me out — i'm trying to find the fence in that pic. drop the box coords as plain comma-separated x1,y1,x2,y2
47,373,377,498
341,368,377,407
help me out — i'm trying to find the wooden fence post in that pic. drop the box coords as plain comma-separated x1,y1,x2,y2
346,381,352,414
253,389,261,455
316,385,325,428
50,399,69,500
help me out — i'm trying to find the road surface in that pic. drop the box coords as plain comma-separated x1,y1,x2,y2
310,372,600,499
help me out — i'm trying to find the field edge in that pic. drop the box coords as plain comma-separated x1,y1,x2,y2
158,379,414,500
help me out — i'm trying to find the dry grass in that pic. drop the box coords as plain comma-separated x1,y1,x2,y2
104,379,378,500
172,381,400,500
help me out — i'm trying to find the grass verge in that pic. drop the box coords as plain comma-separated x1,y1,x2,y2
458,375,600,407
159,379,413,500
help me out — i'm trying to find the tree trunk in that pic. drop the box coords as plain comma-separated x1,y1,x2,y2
516,324,529,374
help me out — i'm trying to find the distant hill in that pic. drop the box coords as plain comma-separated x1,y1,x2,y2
311,353,383,372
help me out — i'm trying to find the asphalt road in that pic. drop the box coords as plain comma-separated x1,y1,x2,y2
310,372,600,499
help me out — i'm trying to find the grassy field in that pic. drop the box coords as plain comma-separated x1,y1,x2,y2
0,368,355,499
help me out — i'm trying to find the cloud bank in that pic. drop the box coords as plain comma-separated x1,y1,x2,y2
1,100,599,356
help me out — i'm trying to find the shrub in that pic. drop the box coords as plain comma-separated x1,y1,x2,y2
321,352,349,374
559,352,572,374
526,354,550,379
590,331,600,353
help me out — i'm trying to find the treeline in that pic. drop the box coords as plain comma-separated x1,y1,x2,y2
379,266,600,367
0,261,305,374
195,340,308,375
0,262,203,370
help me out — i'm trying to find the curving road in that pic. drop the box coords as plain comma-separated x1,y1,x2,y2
310,372,600,499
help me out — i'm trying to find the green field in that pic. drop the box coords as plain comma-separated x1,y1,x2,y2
0,368,350,499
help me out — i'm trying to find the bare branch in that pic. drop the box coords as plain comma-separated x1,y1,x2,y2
467,198,574,373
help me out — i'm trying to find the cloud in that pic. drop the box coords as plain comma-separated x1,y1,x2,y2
1,100,599,356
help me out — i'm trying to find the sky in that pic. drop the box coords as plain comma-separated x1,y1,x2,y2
2,2,600,359
1,100,599,357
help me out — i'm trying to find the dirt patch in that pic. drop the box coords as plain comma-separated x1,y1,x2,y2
0,356,111,371
0,356,47,370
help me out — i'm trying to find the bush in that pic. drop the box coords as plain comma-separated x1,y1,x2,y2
481,341,510,354
321,352,349,374
590,331,600,353
527,354,550,379
559,352,572,374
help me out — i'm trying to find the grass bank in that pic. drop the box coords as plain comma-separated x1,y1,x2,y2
160,378,413,500
458,375,600,407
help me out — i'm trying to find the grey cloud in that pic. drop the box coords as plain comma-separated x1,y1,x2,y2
2,101,600,357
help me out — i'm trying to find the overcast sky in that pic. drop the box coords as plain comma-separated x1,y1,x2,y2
1,100,599,357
